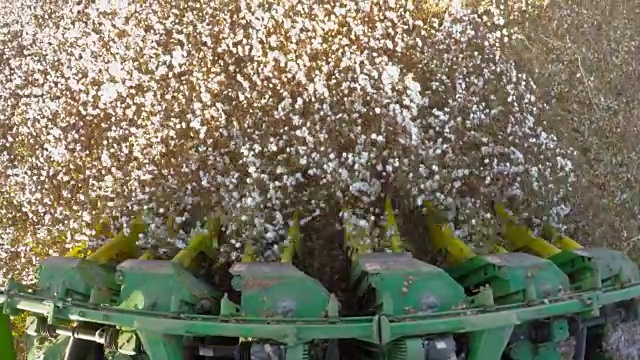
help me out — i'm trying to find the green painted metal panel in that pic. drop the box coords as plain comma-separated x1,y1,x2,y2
550,248,640,290
230,262,332,318
352,252,467,316
116,259,221,313
0,314,16,360
6,243,640,359
448,253,571,304
467,325,514,360
2,282,640,345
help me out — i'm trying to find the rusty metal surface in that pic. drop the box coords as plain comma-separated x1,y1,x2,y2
230,262,302,276
358,252,442,273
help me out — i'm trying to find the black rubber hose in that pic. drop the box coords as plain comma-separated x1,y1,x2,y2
574,325,587,360
93,343,105,360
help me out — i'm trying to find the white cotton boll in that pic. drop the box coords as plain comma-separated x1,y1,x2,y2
108,61,127,79
381,65,400,85
171,49,187,68
98,82,119,104
101,152,112,167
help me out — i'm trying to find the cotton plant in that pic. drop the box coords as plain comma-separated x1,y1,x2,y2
0,0,574,283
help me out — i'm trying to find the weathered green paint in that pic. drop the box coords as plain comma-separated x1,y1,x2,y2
550,248,640,290
351,252,467,316
349,250,468,359
26,335,69,360
447,253,571,304
35,257,119,303
116,259,220,313
230,262,332,318
384,338,427,360
467,325,514,360
2,281,640,341
284,344,307,360
444,251,580,359
0,313,16,360
509,340,563,360
6,237,640,359
549,318,570,342
136,332,184,360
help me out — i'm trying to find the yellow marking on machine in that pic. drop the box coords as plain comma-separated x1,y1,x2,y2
240,243,257,262
86,215,147,265
493,203,561,258
166,214,177,238
424,202,476,266
172,232,215,269
553,236,583,251
64,243,90,259
281,212,301,263
384,198,404,253
491,245,509,254
64,215,113,258
172,217,221,270
94,216,114,239
541,224,583,251
138,249,155,260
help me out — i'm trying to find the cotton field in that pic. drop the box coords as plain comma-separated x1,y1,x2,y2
2,0,640,358
0,1,578,281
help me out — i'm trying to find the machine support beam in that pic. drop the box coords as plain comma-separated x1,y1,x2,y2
136,332,185,360
467,325,514,360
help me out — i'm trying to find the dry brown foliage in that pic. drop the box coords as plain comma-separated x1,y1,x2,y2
506,0,640,255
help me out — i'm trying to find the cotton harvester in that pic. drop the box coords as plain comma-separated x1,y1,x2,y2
1,201,640,360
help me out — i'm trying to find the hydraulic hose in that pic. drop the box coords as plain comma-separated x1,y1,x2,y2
63,337,97,360
573,325,587,360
